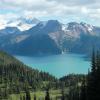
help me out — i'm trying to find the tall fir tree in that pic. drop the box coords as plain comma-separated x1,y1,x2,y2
80,77,87,100
86,51,100,100
25,90,31,100
45,89,50,100
34,94,36,100
61,89,65,100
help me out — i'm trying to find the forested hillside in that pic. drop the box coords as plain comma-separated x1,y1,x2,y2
0,50,58,99
65,51,100,100
0,50,99,100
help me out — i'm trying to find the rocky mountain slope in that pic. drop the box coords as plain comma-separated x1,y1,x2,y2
0,19,100,56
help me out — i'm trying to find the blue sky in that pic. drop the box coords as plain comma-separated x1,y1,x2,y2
0,0,100,26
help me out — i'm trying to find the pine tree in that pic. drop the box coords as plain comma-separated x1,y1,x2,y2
80,77,87,100
87,51,100,100
87,52,96,100
95,51,100,99
20,96,23,100
34,94,36,100
91,50,97,73
23,95,26,100
45,89,50,100
61,89,65,100
25,90,31,100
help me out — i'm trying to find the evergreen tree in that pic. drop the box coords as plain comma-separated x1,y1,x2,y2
91,50,97,73
45,89,50,100
61,89,65,100
95,51,100,99
80,77,87,100
20,96,23,100
87,51,97,100
85,51,100,100
34,94,36,100
25,90,31,100
23,95,26,100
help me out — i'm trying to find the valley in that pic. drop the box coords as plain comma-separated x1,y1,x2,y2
0,18,100,100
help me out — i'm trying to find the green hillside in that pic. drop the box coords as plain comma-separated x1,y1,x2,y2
0,50,20,64
0,50,58,99
0,50,86,100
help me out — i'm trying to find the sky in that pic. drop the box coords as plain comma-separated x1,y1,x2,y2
0,0,100,26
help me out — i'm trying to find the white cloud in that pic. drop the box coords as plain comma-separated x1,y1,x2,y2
0,0,100,26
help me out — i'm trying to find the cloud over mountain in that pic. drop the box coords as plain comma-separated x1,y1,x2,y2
0,0,100,26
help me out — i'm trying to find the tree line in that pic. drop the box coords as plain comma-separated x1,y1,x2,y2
63,50,100,100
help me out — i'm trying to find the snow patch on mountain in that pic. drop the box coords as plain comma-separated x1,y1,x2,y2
81,22,93,32
62,24,70,32
0,17,40,31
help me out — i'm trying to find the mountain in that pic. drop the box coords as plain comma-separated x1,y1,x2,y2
0,27,21,36
0,20,62,56
0,20,100,56
61,22,100,54
2,17,40,31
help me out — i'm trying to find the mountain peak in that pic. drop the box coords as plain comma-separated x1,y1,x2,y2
68,22,79,25
6,17,40,31
47,20,60,25
43,20,61,31
17,17,40,25
0,26,21,35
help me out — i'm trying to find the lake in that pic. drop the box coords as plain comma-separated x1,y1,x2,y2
15,53,90,78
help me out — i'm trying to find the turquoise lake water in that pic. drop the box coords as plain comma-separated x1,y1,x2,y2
15,53,90,78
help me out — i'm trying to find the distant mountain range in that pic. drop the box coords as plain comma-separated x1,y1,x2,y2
0,17,40,31
0,18,100,56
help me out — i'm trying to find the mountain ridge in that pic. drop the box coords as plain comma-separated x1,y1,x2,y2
0,19,100,56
